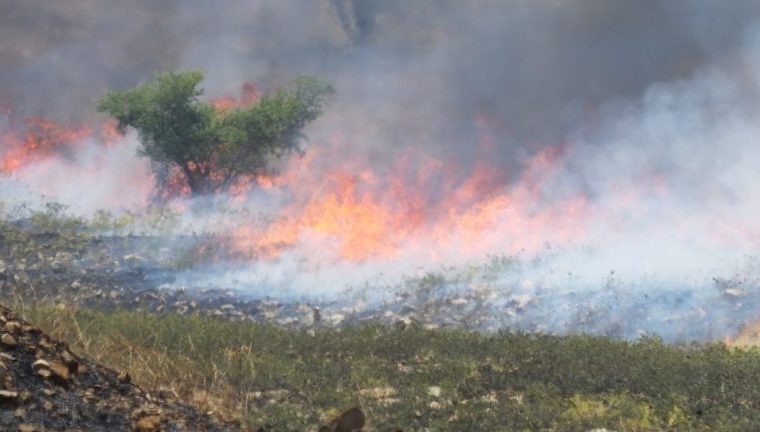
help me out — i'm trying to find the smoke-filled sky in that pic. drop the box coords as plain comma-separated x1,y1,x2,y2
4,1,760,339
3,0,760,156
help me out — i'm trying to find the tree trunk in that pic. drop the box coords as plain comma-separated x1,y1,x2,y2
181,163,214,196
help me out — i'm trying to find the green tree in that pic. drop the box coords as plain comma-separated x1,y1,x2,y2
97,70,333,196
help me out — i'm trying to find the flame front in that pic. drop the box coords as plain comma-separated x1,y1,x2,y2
230,139,592,263
0,118,92,174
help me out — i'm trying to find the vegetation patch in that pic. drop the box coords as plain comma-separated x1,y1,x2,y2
13,304,760,431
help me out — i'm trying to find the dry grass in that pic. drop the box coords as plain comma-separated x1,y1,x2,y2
18,303,253,420
13,302,760,431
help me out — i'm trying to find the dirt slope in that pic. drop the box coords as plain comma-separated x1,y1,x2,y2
0,304,238,431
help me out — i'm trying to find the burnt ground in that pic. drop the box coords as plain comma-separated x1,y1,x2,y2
0,303,238,431
0,227,756,342
0,230,505,332
3,224,760,430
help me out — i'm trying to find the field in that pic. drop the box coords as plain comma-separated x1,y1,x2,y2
0,210,759,431
5,2,760,431
9,302,760,431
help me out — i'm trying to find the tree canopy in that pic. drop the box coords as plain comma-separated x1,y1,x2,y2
97,70,333,196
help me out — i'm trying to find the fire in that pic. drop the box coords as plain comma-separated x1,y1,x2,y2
725,323,760,347
0,118,93,174
211,83,259,112
230,139,591,262
0,96,594,265
234,168,414,261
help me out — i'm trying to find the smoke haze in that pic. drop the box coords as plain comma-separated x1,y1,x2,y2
3,1,760,340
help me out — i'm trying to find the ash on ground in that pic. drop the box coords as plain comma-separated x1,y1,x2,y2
1,230,758,343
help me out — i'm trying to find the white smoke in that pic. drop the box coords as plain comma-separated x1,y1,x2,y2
0,132,153,213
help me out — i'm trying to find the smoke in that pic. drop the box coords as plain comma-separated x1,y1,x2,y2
0,133,153,213
2,1,758,141
3,1,760,175
3,1,760,339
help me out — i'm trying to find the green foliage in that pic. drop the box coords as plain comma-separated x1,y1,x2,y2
89,210,134,233
28,202,85,233
0,203,90,256
560,393,657,431
98,71,333,195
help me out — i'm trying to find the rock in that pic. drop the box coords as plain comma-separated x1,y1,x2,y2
135,414,162,431
334,406,366,432
450,297,469,305
122,254,145,264
328,314,345,326
1,305,239,429
0,389,19,407
49,361,71,384
508,294,534,310
60,350,77,368
4,321,22,334
262,389,289,402
395,317,413,331
22,326,40,336
32,359,52,379
427,386,442,397
1,333,18,347
32,359,50,370
359,387,397,399
725,288,745,298
117,370,131,384
38,336,54,351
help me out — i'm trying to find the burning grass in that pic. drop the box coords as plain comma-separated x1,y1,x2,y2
9,303,760,431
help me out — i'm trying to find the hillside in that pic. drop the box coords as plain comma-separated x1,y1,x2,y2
0,304,237,431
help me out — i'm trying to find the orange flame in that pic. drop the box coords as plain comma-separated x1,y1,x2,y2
1,118,94,174
1,107,594,265
211,83,259,112
230,137,591,262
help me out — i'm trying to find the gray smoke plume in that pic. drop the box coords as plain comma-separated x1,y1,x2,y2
3,0,760,165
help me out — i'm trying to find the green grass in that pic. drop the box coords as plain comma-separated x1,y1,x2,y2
13,304,760,431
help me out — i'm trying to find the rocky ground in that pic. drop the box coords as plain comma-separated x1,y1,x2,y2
1,228,756,342
3,228,760,430
0,231,508,332
0,303,238,431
